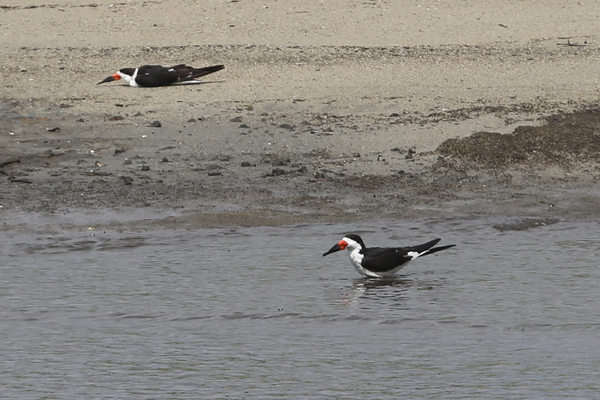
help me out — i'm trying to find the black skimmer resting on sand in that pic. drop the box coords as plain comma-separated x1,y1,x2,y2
323,234,455,277
97,64,224,87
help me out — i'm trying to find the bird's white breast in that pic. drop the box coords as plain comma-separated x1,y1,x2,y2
348,248,377,277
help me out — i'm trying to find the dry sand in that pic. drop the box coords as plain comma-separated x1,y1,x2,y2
1,0,600,230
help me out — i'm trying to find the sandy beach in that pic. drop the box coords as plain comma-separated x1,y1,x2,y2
1,0,599,230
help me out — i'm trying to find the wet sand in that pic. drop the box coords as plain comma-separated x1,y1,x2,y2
1,1,600,230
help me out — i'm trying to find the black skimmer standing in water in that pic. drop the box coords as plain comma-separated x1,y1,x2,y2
97,64,224,87
323,234,455,278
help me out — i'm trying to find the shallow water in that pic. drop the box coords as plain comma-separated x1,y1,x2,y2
1,218,599,399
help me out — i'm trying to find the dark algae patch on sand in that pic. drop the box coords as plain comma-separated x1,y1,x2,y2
436,109,600,167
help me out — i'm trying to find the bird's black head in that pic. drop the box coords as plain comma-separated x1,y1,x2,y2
344,234,365,248
119,68,136,76
322,234,366,257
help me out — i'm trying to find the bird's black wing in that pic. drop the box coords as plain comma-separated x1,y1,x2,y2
188,65,225,80
401,238,441,254
360,238,452,273
401,239,455,257
170,64,225,82
134,65,179,87
360,247,413,273
136,65,164,72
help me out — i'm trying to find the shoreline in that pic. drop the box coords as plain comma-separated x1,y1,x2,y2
2,106,599,231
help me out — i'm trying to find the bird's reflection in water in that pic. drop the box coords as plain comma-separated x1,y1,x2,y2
337,275,445,314
338,276,412,310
